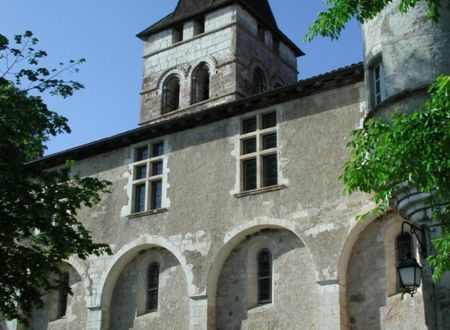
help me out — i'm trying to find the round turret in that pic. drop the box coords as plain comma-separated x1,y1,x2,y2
362,0,450,116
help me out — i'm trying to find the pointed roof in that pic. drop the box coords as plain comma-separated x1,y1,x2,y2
137,0,303,56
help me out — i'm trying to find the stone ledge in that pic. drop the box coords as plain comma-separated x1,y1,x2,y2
234,184,287,198
127,208,169,219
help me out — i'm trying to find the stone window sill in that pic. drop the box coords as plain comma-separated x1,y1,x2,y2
248,303,274,314
234,185,287,198
127,208,168,219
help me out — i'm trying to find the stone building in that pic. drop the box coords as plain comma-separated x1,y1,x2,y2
4,0,450,329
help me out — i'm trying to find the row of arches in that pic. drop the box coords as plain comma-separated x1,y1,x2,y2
162,62,210,114
26,215,424,329
161,64,283,114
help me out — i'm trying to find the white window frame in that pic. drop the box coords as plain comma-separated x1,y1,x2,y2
239,110,279,192
131,140,167,214
372,62,386,106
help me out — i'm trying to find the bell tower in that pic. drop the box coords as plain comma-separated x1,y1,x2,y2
137,0,303,125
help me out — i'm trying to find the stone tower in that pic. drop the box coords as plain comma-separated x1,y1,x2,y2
136,0,303,125
362,0,450,117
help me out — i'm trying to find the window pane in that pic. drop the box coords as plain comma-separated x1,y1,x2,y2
134,184,146,213
243,138,256,154
375,66,380,80
258,278,271,302
242,117,257,134
152,161,163,176
135,165,147,180
151,180,162,210
243,159,257,191
136,146,149,161
58,272,70,318
258,251,271,276
262,112,276,129
262,133,277,150
152,142,164,157
263,155,278,187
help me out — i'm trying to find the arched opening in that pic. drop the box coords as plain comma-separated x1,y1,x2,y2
26,263,86,330
162,74,180,114
99,240,191,330
252,67,267,94
209,225,318,329
191,62,210,104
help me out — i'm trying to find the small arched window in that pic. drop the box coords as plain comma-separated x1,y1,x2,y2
57,272,70,319
162,75,180,114
396,232,413,262
253,67,267,95
146,262,160,312
396,232,413,290
257,249,272,304
191,63,210,104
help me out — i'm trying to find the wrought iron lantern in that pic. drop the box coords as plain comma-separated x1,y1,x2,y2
396,222,428,296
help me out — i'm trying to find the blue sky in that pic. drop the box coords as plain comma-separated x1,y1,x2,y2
1,0,362,155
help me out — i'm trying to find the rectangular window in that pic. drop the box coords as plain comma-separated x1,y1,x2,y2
257,23,265,43
239,111,279,192
372,62,385,106
172,25,183,43
132,141,165,213
193,17,205,35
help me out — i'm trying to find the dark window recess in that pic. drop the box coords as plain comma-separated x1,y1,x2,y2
135,165,147,180
136,146,149,161
147,263,160,312
262,112,277,129
243,159,257,191
192,63,210,104
397,233,413,261
162,75,180,113
57,272,70,319
151,180,162,210
242,117,257,134
263,155,278,187
257,23,265,42
258,250,272,304
194,17,205,35
253,67,267,95
134,184,146,213
262,133,277,150
243,138,257,155
172,25,183,43
273,38,280,54
152,142,164,157
152,161,163,176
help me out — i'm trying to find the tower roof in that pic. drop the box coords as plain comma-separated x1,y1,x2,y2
137,0,303,56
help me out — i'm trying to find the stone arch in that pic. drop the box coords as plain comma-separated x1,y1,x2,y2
337,211,426,329
207,218,318,329
191,62,211,104
96,235,194,329
156,67,187,94
337,211,386,329
187,55,218,77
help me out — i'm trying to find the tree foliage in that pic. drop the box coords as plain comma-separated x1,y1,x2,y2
305,0,450,279
305,0,448,41
0,32,111,322
340,76,450,279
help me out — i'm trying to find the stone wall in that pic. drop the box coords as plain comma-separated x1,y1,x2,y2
24,80,367,330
